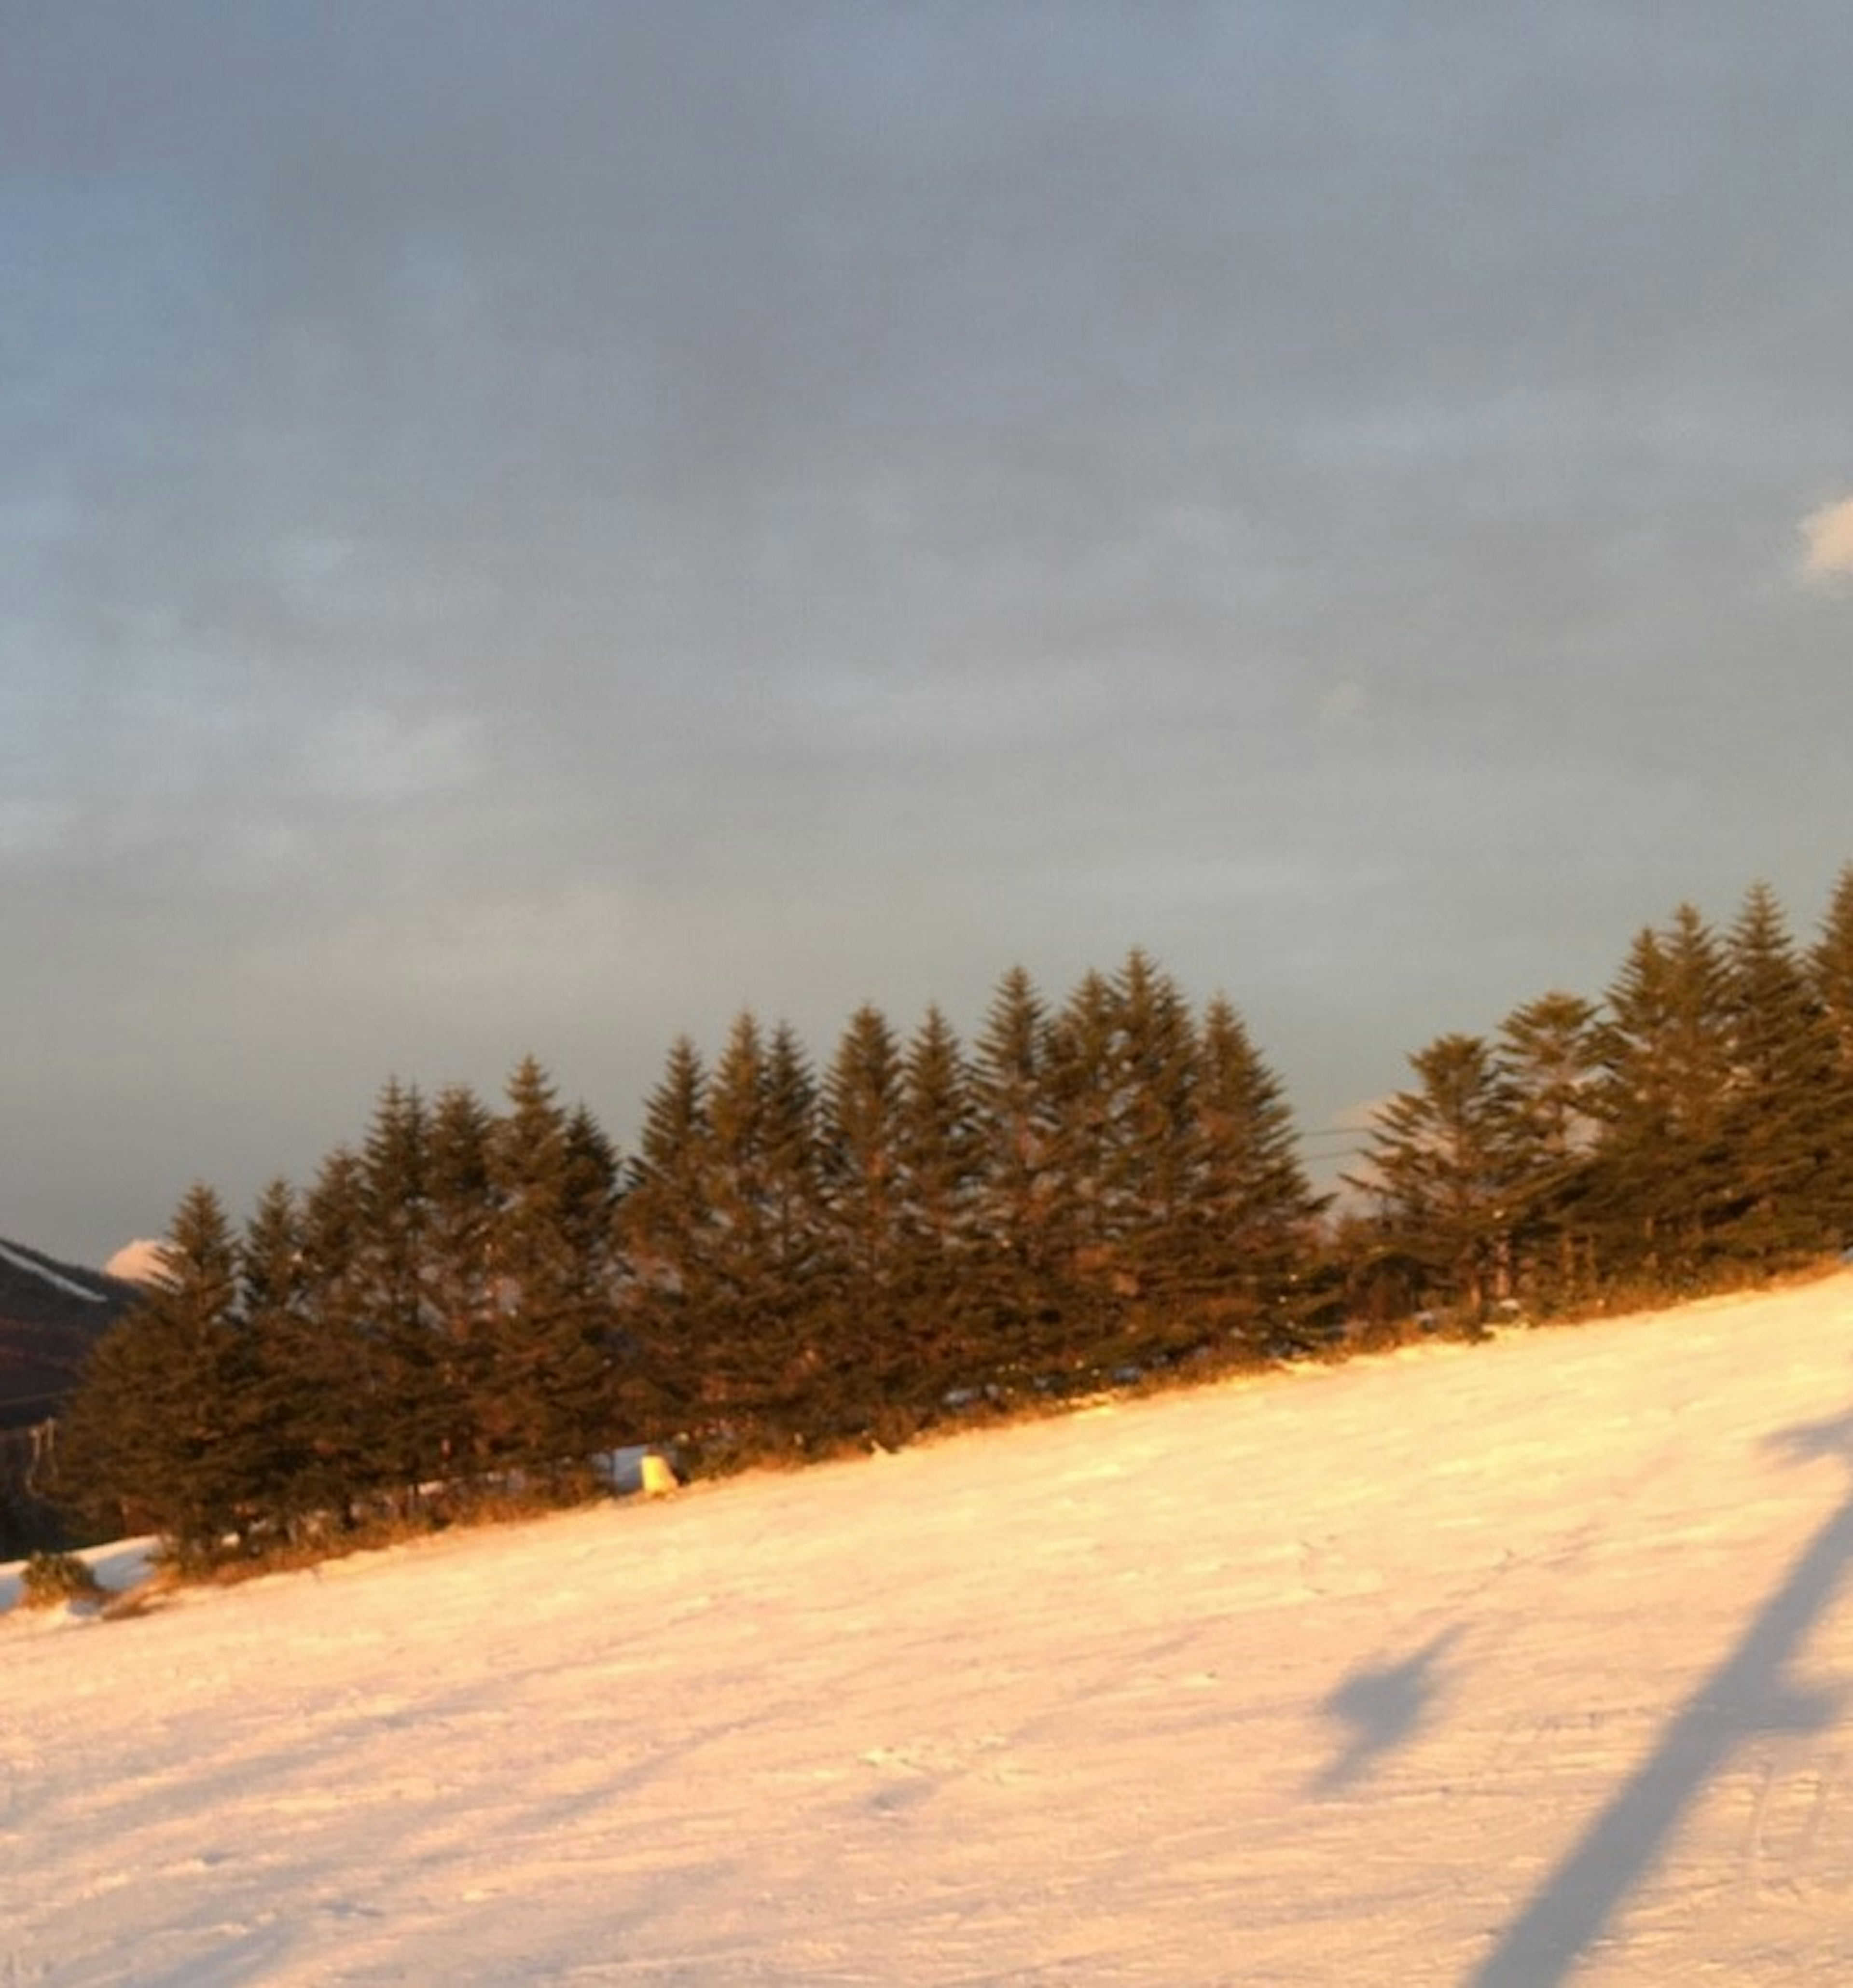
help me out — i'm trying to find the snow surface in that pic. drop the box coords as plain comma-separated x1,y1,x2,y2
8,1275,1853,1985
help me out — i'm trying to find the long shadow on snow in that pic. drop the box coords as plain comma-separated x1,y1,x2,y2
1467,1404,1853,1988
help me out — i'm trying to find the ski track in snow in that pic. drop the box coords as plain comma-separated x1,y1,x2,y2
8,1275,1853,1984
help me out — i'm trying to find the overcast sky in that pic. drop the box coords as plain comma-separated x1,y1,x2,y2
6,3,1853,1268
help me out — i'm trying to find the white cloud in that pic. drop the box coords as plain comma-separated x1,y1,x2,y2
1798,495,1853,584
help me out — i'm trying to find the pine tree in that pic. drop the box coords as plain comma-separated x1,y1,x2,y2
705,1012,776,1305
761,1022,823,1302
892,1004,986,1407
58,1185,264,1561
1352,1034,1511,1319
650,1013,795,1446
293,1145,384,1515
1716,883,1845,1267
816,1003,909,1429
1813,863,1853,1072
478,1058,615,1483
424,1083,497,1474
1494,991,1603,1307
1042,969,1120,1293
1182,994,1324,1347
1098,950,1203,1355
562,1104,623,1296
968,966,1061,1376
618,1037,715,1439
1809,863,1853,1242
1592,906,1735,1284
238,1176,329,1538
356,1078,448,1506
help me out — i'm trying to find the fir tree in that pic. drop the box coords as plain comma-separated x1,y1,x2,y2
1592,906,1735,1283
238,1176,329,1537
1184,994,1324,1346
1353,1034,1511,1318
1809,863,1853,1241
893,1004,986,1399
1098,950,1203,1353
816,1003,909,1427
968,966,1061,1372
356,1078,448,1506
479,1058,615,1482
618,1037,715,1437
293,1145,384,1515
1716,883,1845,1266
562,1105,622,1279
424,1083,498,1471
58,1185,264,1560
1813,862,1853,1073
1494,991,1603,1307
761,1022,823,1299
661,1012,804,1444
1042,968,1120,1304
706,1012,776,1298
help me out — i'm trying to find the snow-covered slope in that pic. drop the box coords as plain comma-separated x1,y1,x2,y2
8,1276,1853,1986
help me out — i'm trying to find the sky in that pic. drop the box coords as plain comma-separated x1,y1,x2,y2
5,3,1853,1268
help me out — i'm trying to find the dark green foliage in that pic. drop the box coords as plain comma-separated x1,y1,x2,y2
239,1175,337,1533
658,1013,814,1446
1715,884,1847,1267
1185,994,1326,1345
816,1004,910,1425
358,1080,453,1504
892,1005,987,1398
291,1146,384,1510
1352,1034,1512,1319
1590,906,1737,1282
968,966,1062,1372
1097,950,1206,1354
1813,863,1853,1072
1809,864,1853,1239
1495,992,1603,1308
60,871,1853,1569
58,1185,265,1560
19,1550,103,1609
761,1022,824,1297
1041,969,1120,1303
478,1057,618,1481
618,1036,714,1433
424,1084,498,1473
1353,872,1853,1315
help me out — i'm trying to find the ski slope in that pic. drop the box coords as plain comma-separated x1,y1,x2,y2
8,1275,1853,1986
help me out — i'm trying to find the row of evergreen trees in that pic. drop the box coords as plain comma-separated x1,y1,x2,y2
1347,873,1853,1316
58,953,1323,1554
58,870,1853,1559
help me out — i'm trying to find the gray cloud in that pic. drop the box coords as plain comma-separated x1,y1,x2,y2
5,3,1853,1258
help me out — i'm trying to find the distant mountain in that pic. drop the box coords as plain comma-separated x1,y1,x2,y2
0,1238,141,1429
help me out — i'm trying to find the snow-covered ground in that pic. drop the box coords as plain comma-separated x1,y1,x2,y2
8,1276,1853,1986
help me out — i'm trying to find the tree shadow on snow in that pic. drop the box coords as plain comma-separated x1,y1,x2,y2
1467,1405,1853,1988
1311,1627,1463,1795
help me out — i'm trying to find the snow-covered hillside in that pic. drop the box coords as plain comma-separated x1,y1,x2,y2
8,1276,1853,1986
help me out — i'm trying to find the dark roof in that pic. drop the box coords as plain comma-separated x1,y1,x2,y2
0,1238,142,1428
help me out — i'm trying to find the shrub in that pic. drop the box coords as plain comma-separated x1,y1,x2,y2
19,1550,104,1610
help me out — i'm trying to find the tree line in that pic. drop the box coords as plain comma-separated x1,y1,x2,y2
1342,870,1853,1319
56,951,1321,1557
54,868,1853,1563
